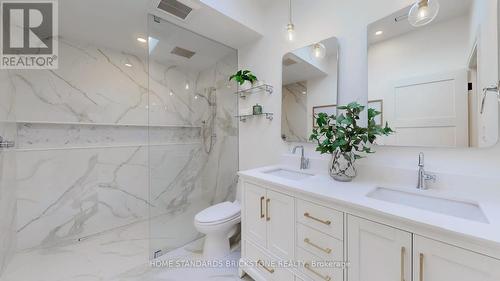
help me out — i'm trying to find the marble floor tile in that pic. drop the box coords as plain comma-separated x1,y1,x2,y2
0,220,252,281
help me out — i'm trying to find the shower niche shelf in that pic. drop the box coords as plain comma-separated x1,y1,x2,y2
235,84,273,99
236,112,274,122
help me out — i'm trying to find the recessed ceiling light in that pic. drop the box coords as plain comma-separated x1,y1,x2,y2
137,37,147,43
375,30,383,36
125,63,132,67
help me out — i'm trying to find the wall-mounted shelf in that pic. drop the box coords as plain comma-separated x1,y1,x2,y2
236,113,274,122
236,84,273,98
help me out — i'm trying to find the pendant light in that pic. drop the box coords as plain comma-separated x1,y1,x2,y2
408,0,440,27
311,43,326,59
286,0,295,42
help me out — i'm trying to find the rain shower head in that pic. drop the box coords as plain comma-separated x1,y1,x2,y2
170,46,196,59
157,0,193,20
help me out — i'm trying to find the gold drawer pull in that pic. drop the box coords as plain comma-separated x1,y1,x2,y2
419,253,424,281
257,260,275,274
304,263,331,281
401,247,406,281
260,196,265,219
304,212,331,225
266,199,271,221
304,238,332,254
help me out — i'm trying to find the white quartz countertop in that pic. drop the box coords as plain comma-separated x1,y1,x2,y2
238,164,500,250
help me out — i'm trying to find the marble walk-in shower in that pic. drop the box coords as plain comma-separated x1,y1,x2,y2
0,9,238,281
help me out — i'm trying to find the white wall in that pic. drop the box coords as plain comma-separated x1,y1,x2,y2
235,0,500,177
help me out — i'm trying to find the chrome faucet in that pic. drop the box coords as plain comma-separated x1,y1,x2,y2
292,145,310,170
417,152,436,190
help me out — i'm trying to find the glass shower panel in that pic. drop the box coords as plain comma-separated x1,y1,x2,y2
147,15,238,257
0,1,151,280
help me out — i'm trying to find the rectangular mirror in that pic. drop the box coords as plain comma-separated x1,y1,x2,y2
281,37,339,142
368,0,499,148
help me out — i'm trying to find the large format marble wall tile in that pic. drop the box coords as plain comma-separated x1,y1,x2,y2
15,147,150,250
9,39,148,124
0,69,17,275
6,36,239,258
0,150,17,275
17,123,200,149
4,38,202,127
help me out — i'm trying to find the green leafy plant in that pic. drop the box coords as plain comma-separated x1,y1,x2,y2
309,102,394,159
229,70,258,85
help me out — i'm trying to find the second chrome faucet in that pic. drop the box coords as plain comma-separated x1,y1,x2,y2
417,152,436,190
292,145,310,170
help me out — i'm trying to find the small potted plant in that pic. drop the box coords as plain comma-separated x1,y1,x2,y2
229,69,259,91
310,102,394,182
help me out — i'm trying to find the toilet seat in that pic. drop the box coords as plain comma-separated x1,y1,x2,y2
195,201,241,225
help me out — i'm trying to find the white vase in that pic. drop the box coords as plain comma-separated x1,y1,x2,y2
329,149,357,182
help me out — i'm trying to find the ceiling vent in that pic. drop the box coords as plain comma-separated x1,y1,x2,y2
157,0,193,20
283,58,298,66
171,46,196,59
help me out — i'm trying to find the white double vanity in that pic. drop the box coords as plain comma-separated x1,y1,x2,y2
245,0,500,279
238,155,500,281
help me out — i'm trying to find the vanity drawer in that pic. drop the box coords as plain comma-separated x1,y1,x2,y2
297,223,343,260
296,247,343,281
244,240,294,281
297,199,343,239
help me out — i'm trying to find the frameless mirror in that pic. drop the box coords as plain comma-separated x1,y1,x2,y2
281,37,339,142
368,0,499,148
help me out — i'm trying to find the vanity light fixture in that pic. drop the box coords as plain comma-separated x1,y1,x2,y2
286,0,295,42
137,37,147,43
375,30,383,36
311,43,326,59
408,0,440,27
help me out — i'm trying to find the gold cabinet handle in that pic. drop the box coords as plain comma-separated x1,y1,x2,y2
419,253,424,281
257,260,275,274
304,263,331,281
304,212,331,225
401,247,406,281
260,196,265,219
304,238,332,254
266,199,270,221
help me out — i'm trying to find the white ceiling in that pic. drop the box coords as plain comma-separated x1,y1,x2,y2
368,0,474,45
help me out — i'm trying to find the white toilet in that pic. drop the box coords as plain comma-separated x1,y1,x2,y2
194,183,242,258
194,201,241,258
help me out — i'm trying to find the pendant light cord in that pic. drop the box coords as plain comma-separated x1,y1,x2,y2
289,0,293,23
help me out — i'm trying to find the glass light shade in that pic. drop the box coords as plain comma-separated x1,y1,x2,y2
286,23,295,41
311,43,326,59
408,0,440,27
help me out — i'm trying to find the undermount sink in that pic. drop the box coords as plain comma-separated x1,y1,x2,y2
367,187,489,223
263,168,314,181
